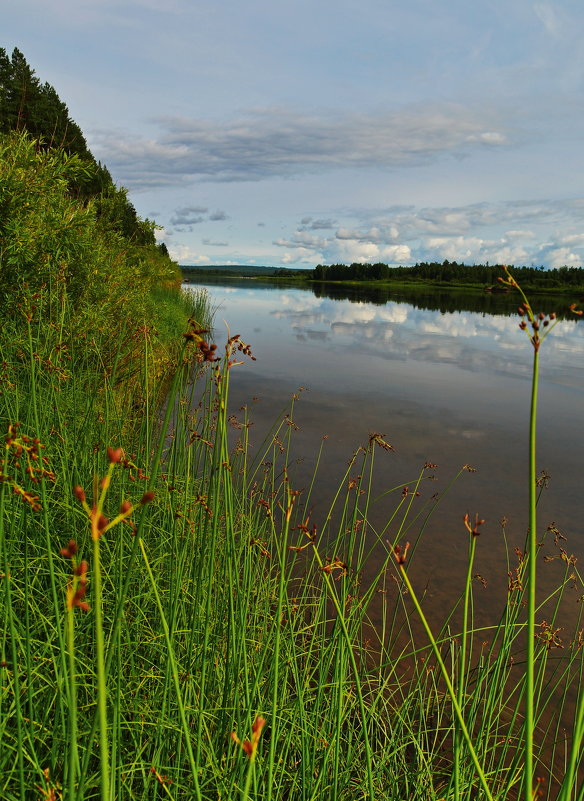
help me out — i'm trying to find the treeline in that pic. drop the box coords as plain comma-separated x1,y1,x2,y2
0,47,163,247
312,260,584,289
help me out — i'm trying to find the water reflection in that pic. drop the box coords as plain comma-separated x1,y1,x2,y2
195,275,584,317
260,285,584,388
185,278,584,624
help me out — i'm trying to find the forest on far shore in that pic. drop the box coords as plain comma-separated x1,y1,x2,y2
310,260,584,289
182,261,584,292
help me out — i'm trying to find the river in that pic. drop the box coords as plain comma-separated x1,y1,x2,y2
184,278,584,628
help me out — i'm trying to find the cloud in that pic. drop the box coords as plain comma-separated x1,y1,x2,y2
323,199,584,266
299,217,336,230
336,225,399,243
258,196,584,268
155,226,172,242
537,246,582,268
559,233,584,246
534,2,563,37
273,232,329,250
383,201,581,239
422,235,532,265
170,205,208,226
334,241,412,265
280,247,326,265
92,103,510,189
474,132,506,145
505,229,535,239
168,244,210,264
202,239,229,247
168,205,228,232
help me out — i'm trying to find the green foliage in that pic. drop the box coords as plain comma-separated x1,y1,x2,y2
0,129,187,422
0,132,109,306
94,184,157,245
0,131,178,304
313,260,584,289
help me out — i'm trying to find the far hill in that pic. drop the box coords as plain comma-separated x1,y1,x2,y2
181,264,307,278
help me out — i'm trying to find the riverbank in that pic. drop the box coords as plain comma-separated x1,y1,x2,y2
2,266,583,798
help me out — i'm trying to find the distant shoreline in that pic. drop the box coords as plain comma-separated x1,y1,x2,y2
181,265,584,296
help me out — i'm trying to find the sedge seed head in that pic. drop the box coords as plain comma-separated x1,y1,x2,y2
107,446,123,464
73,485,86,503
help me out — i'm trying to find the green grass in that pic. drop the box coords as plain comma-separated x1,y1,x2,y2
0,275,583,800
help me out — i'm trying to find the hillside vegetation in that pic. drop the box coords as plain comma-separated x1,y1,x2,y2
0,47,196,399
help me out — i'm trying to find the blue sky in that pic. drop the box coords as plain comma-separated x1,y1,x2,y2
5,0,584,268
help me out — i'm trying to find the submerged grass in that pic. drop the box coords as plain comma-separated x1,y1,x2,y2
0,272,583,800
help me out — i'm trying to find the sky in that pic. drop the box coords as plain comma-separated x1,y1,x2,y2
5,0,584,269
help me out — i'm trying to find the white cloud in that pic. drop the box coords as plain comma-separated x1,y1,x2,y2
168,245,210,264
559,233,584,246
534,2,562,37
424,235,486,261
334,240,412,264
155,226,171,242
287,199,584,267
477,131,507,145
543,247,583,268
280,247,326,264
505,229,535,238
422,234,531,265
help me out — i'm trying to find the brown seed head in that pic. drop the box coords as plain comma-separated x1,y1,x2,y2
107,446,123,464
60,539,78,558
73,485,86,503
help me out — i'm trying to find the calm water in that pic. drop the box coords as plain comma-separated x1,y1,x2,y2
185,279,584,623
